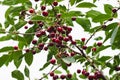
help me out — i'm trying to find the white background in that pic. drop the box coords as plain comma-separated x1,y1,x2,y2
0,0,120,80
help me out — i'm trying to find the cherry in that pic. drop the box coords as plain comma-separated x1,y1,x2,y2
115,66,120,71
67,27,72,32
81,38,85,42
77,69,81,73
14,46,18,50
94,71,103,78
68,35,72,40
24,26,28,29
34,0,39,2
53,1,58,6
44,46,48,51
42,11,48,16
38,43,44,50
32,39,37,44
58,35,63,40
71,40,76,45
67,73,72,78
92,47,96,52
36,32,42,37
50,59,56,64
82,45,87,50
28,20,33,24
70,52,76,56
47,27,55,33
50,72,54,77
82,69,87,75
112,8,117,13
41,30,46,35
84,72,89,76
71,17,76,21
64,37,69,42
32,50,36,54
49,32,55,38
41,6,46,11
88,75,95,80
57,27,63,32
25,49,30,53
60,74,66,79
48,42,54,46
29,8,34,13
97,42,102,46
53,75,59,80
39,22,43,27
57,13,61,18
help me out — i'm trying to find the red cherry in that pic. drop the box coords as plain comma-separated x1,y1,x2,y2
82,45,87,50
32,50,36,54
41,6,46,11
24,26,28,29
32,39,37,44
67,27,72,32
25,49,30,53
57,27,63,32
115,66,120,71
34,0,39,2
50,59,56,64
49,32,55,38
94,71,103,78
60,74,66,79
84,72,89,76
88,75,95,80
92,47,96,52
77,69,81,73
68,35,72,40
81,38,85,42
39,22,43,27
67,73,72,78
112,8,117,13
41,30,46,35
66,63,71,66
71,40,76,45
42,11,48,16
58,35,63,40
44,46,48,51
14,46,18,50
28,20,33,24
50,72,54,77
36,32,42,37
97,42,102,46
53,75,59,79
82,69,87,75
70,52,76,56
29,8,34,13
57,13,61,18
53,1,58,6
71,17,76,21
38,43,44,50
64,37,69,42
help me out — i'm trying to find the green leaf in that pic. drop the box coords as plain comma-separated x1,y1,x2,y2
104,22,118,31
79,74,86,79
104,4,113,15
31,15,44,21
39,62,50,71
76,18,91,31
54,70,62,74
0,46,14,53
70,0,76,6
25,53,33,66
93,14,111,23
72,73,78,80
110,26,119,45
76,2,96,8
12,70,24,80
86,10,102,19
0,55,9,67
62,57,75,64
76,0,83,3
94,36,103,41
0,34,11,41
113,55,120,66
98,56,111,62
24,66,30,78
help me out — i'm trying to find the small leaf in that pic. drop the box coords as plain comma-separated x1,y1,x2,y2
54,70,62,74
25,53,33,66
94,36,103,41
104,4,113,15
70,0,76,6
0,34,11,41
98,56,111,62
31,15,44,21
12,70,24,80
24,66,30,78
110,26,119,45
39,62,50,71
62,57,75,64
77,2,96,8
0,55,9,67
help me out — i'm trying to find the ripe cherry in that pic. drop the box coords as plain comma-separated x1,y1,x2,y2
24,26,28,29
53,1,58,6
82,45,87,50
67,73,72,78
50,59,56,64
64,37,69,42
77,69,81,73
57,27,63,32
28,20,33,24
97,42,102,46
81,38,85,42
29,8,34,13
32,39,37,44
71,17,76,21
57,13,61,18
14,46,18,50
34,0,39,2
70,52,76,56
112,8,117,13
42,11,48,16
44,46,48,51
41,6,46,11
92,47,96,52
60,74,66,79
71,40,76,45
53,75,59,80
50,72,54,77
36,32,42,37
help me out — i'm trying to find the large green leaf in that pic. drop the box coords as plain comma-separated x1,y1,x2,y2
76,18,91,31
76,2,96,8
93,14,111,23
12,70,24,80
0,34,11,41
104,4,113,15
0,46,14,53
25,53,33,66
110,26,119,45
98,56,111,62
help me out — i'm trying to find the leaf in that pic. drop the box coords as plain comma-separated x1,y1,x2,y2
39,62,50,71
12,70,24,80
24,66,30,78
54,70,62,74
62,57,75,64
86,10,102,19
0,46,14,53
98,56,111,62
94,36,103,41
76,18,91,31
110,26,119,45
31,15,44,21
0,55,9,67
25,53,33,66
0,34,11,41
93,14,111,23
70,0,76,6
79,74,86,79
72,73,78,80
76,2,96,8
104,4,113,15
